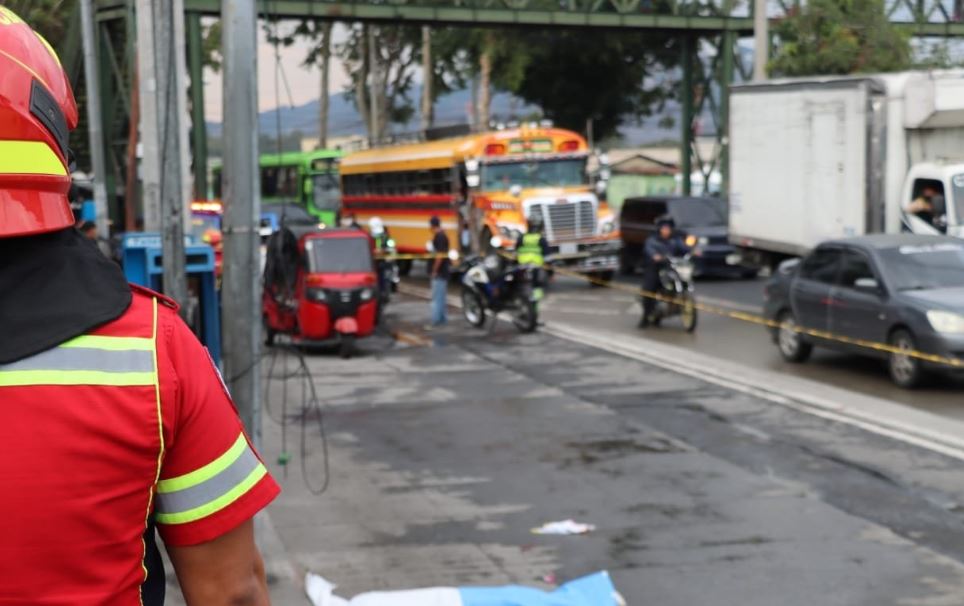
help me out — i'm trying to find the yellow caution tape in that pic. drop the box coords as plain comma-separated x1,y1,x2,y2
545,263,964,369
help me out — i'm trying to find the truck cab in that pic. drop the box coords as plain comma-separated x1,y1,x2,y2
901,163,964,238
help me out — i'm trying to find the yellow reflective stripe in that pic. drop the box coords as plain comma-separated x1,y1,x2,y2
0,370,155,387
61,335,154,351
142,298,164,602
0,140,65,176
155,464,268,525
157,433,248,493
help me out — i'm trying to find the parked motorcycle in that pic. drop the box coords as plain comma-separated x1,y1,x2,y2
642,255,698,332
460,241,541,333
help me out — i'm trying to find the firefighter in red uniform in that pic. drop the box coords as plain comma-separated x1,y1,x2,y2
0,8,279,605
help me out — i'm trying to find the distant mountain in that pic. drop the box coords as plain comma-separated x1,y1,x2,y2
206,86,691,147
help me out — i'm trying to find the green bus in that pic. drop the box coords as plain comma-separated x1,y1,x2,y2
211,149,343,226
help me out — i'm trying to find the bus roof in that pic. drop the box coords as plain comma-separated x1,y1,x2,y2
340,127,588,175
210,149,342,171
259,149,342,167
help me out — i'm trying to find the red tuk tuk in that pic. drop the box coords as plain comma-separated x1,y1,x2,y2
262,225,378,357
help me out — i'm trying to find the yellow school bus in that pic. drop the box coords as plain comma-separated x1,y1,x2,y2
339,125,621,278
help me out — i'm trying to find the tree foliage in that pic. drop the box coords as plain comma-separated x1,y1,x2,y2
494,30,679,141
769,0,911,76
5,0,72,41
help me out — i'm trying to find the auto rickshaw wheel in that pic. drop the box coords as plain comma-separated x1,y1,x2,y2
263,315,276,346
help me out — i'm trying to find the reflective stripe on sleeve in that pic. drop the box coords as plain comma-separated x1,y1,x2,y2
155,433,268,525
0,335,156,386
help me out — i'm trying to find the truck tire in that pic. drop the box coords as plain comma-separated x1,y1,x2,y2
590,271,614,287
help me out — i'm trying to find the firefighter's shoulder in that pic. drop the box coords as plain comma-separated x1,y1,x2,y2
129,283,180,312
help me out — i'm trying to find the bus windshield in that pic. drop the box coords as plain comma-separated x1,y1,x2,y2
482,158,587,191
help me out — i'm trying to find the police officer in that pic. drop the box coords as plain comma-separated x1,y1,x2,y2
0,10,278,604
370,216,395,298
515,214,549,267
639,215,690,328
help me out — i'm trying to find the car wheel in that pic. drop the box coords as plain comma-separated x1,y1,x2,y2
777,310,812,363
888,329,924,389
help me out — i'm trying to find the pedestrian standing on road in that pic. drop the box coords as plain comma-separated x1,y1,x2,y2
429,215,450,327
0,10,279,605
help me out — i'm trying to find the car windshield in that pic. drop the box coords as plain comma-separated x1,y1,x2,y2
306,237,372,273
671,200,726,227
879,243,964,291
482,159,586,191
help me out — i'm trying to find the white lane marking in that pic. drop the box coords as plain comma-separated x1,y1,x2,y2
399,281,964,464
544,322,964,464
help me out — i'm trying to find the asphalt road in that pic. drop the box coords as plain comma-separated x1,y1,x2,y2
539,271,964,417
259,297,964,605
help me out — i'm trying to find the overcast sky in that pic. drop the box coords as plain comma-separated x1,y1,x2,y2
202,22,351,122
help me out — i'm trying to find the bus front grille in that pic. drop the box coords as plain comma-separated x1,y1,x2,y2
531,200,596,241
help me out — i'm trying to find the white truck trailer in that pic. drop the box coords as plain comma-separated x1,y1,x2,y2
728,70,964,267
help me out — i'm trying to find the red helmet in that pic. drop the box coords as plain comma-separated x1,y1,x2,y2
0,7,79,238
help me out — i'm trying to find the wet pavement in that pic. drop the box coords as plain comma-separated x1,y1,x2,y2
256,296,964,605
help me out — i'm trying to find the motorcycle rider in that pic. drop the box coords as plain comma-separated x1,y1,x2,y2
515,213,550,297
639,215,691,328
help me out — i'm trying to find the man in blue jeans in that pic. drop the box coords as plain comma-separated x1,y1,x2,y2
429,216,450,326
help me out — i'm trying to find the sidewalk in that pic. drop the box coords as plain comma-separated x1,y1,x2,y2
252,297,964,605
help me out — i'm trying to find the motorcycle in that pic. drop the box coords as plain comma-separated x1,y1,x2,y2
642,255,698,332
460,241,542,333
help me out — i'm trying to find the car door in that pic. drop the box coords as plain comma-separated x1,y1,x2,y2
791,247,842,335
830,248,890,348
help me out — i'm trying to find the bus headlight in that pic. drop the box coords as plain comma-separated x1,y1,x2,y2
600,219,617,235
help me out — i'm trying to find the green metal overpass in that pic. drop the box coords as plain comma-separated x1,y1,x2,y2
85,0,964,224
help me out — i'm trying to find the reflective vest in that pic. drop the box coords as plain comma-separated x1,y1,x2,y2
516,232,544,266
0,286,278,605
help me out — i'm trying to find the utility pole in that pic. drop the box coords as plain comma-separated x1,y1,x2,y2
79,0,109,239
420,25,433,135
753,0,768,81
136,0,188,309
367,26,380,144
221,0,262,443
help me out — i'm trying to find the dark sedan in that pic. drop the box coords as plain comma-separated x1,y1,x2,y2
619,196,756,278
764,234,964,388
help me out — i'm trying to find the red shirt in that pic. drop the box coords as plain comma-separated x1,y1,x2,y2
0,287,280,604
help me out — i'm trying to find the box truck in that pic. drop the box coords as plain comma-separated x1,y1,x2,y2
728,71,964,267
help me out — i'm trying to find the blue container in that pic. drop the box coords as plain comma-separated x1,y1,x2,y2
120,232,222,365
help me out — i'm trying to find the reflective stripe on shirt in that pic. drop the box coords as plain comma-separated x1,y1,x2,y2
155,433,268,525
0,335,156,386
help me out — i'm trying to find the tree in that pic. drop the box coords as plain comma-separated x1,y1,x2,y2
5,0,72,39
497,30,679,141
769,0,910,76
337,24,420,141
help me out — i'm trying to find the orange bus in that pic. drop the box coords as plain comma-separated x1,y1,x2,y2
339,125,621,279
